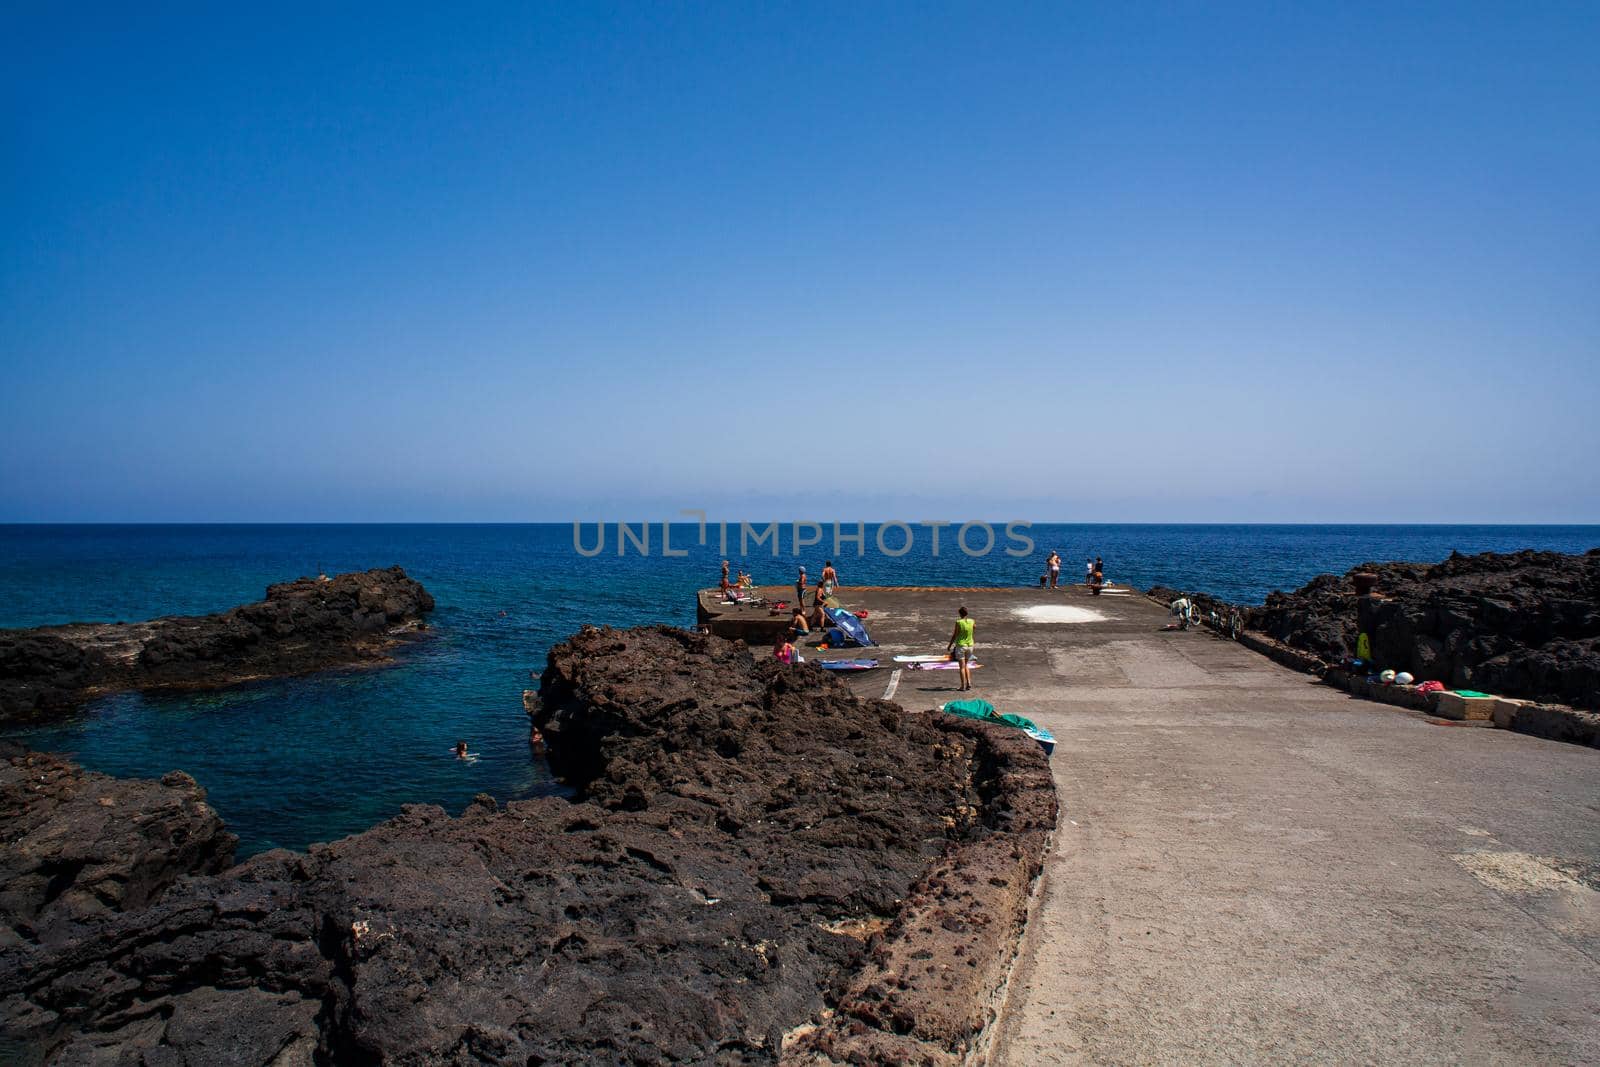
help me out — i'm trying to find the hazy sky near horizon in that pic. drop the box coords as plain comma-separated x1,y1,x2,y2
3,3,1597,523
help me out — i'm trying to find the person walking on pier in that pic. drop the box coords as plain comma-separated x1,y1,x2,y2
946,606,976,692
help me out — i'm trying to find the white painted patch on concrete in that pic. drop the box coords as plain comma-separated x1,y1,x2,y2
1012,605,1109,624
1454,851,1586,896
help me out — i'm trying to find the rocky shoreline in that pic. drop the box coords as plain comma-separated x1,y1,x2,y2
0,567,435,727
1152,547,1600,713
1,625,1055,1065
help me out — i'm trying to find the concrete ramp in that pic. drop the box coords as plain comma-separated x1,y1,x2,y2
809,584,1600,1064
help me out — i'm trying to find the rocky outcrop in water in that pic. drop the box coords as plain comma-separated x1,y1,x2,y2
0,626,1055,1065
0,567,434,727
1161,549,1600,710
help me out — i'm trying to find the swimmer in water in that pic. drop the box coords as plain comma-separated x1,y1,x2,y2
454,740,472,760
529,727,546,755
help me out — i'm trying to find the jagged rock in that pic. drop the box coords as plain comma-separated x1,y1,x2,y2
1,626,1056,1065
0,741,235,950
0,567,435,726
1164,549,1600,709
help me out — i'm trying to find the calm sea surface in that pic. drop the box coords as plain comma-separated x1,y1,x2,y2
4,523,1595,855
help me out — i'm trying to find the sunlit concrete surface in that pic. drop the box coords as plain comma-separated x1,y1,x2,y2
821,584,1600,1066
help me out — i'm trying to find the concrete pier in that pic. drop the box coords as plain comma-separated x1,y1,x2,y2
784,583,1600,1064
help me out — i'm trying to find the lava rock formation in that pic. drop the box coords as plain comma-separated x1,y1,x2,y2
0,567,435,727
1,626,1055,1065
1159,549,1600,710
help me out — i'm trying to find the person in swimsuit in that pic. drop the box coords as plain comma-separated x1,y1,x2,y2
820,560,838,597
773,631,796,663
795,566,807,608
946,606,976,692
790,607,810,636
1047,551,1061,589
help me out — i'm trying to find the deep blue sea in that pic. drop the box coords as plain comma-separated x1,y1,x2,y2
4,523,1596,856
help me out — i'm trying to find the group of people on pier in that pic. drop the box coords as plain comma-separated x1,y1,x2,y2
1044,550,1104,590
752,547,1107,691
768,559,840,665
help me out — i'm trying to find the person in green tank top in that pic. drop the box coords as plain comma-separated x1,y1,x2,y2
946,605,976,692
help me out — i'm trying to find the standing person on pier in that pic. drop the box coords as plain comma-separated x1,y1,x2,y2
795,565,807,610
946,606,976,692
1085,557,1094,585
1047,551,1061,589
809,586,828,631
820,560,838,598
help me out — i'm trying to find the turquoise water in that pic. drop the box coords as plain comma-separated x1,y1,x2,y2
4,523,1596,855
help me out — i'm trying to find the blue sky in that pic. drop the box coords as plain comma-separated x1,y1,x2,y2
3,2,1597,522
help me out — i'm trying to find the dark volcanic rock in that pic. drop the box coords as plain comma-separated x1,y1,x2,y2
0,567,434,726
1174,549,1600,710
0,741,235,949
536,626,978,915
1,626,1055,1065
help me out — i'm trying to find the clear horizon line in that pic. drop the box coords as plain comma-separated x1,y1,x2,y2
4,520,1600,529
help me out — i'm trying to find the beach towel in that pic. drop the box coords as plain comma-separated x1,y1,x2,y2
941,698,1043,735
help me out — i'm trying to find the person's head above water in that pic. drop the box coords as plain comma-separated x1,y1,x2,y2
454,740,467,756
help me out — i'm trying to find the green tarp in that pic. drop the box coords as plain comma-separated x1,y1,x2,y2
942,698,1044,735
